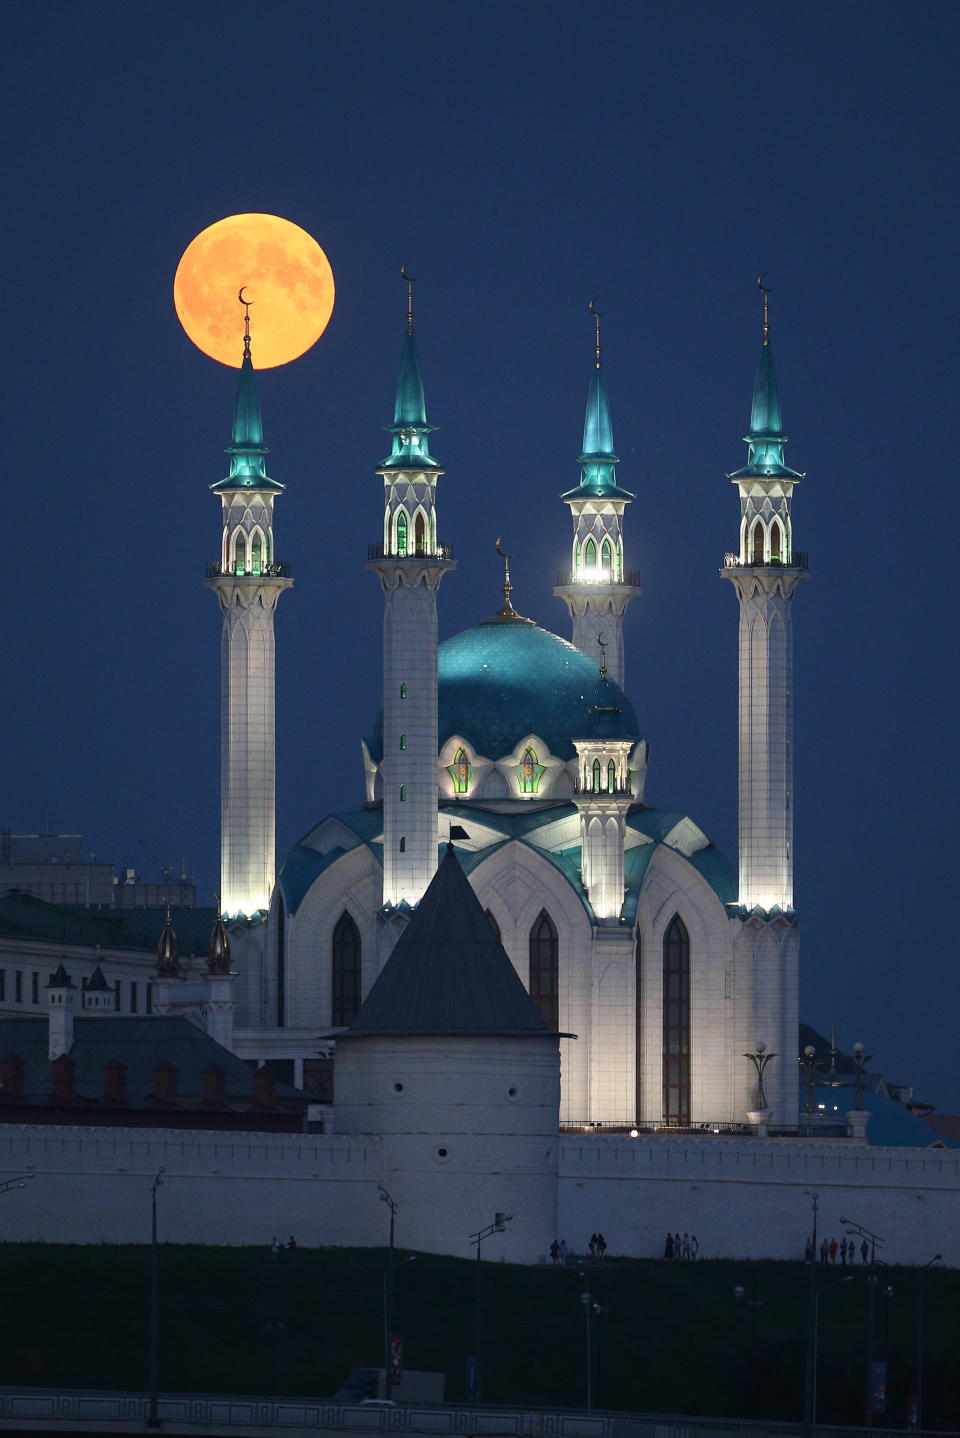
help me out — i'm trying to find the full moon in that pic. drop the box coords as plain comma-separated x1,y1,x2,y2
173,213,335,368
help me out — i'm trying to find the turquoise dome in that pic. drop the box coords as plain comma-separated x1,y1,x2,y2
368,617,639,763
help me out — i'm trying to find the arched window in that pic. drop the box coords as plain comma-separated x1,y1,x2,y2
519,747,540,794
400,683,406,699
601,538,613,572
592,758,602,793
251,531,262,576
399,836,406,852
584,537,597,569
331,912,362,1027
607,759,617,792
574,542,582,574
662,914,690,1125
234,533,247,575
752,521,764,565
400,734,407,750
529,910,559,1029
414,512,426,555
486,909,501,942
453,747,470,794
396,511,408,557
770,518,782,561
400,784,406,801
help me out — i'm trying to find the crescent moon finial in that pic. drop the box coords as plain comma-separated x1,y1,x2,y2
756,274,771,345
588,298,602,368
401,265,416,334
238,287,253,356
494,536,516,616
596,631,608,680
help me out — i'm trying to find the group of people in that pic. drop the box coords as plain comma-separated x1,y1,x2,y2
270,1234,297,1256
664,1232,699,1260
807,1235,870,1265
549,1233,608,1264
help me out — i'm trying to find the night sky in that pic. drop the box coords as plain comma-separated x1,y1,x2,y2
4,3,958,1106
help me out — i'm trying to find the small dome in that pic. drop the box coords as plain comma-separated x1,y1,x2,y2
579,675,636,742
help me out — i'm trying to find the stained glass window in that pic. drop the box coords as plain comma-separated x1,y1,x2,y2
662,915,690,1125
396,511,408,556
251,531,262,576
453,747,470,794
601,538,612,572
529,910,559,1029
235,533,247,575
607,759,616,791
332,912,362,1027
400,735,407,750
400,683,406,699
400,784,406,801
584,537,597,568
752,521,764,564
519,747,540,794
592,758,602,792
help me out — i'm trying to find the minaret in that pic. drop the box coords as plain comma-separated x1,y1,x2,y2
721,279,808,914
204,296,293,919
554,303,641,686
571,645,635,921
366,271,455,909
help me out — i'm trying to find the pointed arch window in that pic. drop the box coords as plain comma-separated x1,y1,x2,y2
400,784,407,801
770,518,782,562
584,537,597,569
251,531,263,576
399,836,406,852
400,683,407,699
601,538,613,573
450,746,471,795
607,759,617,792
529,910,559,1030
517,746,543,795
662,914,690,1126
400,734,407,750
331,912,362,1027
414,512,426,556
592,758,602,793
234,533,247,576
752,521,765,565
396,511,408,557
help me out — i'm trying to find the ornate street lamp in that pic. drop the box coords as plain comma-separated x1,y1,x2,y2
799,1045,821,1115
744,1042,777,1112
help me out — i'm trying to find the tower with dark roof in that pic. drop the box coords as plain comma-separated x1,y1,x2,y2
204,303,293,920
335,845,564,1260
553,307,641,686
366,275,456,910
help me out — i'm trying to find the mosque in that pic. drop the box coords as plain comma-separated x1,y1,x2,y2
216,277,803,1134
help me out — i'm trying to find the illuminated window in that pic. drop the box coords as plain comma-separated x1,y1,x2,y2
518,746,542,794
400,784,406,801
601,538,612,572
332,912,362,1027
662,915,690,1126
616,541,624,581
607,759,617,792
584,537,597,568
235,533,247,576
529,910,559,1029
770,519,782,561
400,683,406,699
752,521,764,565
592,758,602,793
414,512,426,555
574,542,581,574
396,511,408,557
400,734,407,750
251,531,262,576
449,746,471,794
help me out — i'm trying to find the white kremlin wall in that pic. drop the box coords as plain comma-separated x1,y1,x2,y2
2,1125,959,1265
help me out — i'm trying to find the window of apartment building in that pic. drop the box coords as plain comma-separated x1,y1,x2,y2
15,971,23,1003
31,972,39,1004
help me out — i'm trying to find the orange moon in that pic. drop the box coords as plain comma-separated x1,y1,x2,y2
173,213,335,368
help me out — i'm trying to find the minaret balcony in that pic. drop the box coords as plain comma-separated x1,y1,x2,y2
367,542,455,562
206,560,292,579
556,568,641,588
722,551,808,570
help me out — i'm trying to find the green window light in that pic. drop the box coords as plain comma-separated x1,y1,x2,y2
396,511,408,557
400,734,407,750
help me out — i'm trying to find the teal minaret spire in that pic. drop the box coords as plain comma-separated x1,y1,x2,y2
554,302,641,687
367,268,455,912
204,292,293,920
721,277,808,1126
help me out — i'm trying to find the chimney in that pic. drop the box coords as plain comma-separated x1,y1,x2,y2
253,1066,277,1107
1,1051,24,1098
153,1060,177,1103
202,1065,226,1106
103,1058,127,1104
51,1054,76,1101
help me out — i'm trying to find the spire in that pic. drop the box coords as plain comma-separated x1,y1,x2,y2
728,277,803,481
207,895,231,975
156,904,180,978
382,266,439,470
212,290,284,493
562,303,634,502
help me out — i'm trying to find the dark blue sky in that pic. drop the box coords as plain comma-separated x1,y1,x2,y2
4,2,958,1105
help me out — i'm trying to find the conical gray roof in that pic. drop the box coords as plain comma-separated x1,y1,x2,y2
346,846,559,1037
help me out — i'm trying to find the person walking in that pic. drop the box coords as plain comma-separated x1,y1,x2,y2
664,1232,674,1260
588,1233,598,1258
861,1238,869,1264
674,1232,682,1259
550,1238,560,1265
558,1238,568,1264
820,1238,829,1264
596,1233,607,1260
829,1237,838,1264
690,1234,699,1259
682,1233,691,1260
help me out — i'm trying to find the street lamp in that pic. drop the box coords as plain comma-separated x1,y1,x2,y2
147,1168,165,1430
802,1191,820,1435
377,1184,398,1400
811,1275,855,1425
915,1253,942,1430
382,1255,416,1398
578,1270,605,1411
841,1216,885,1427
733,1280,764,1350
468,1213,512,1403
0,1172,34,1196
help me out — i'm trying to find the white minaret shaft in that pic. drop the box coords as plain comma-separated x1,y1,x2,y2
204,316,291,919
554,307,640,687
367,281,454,909
721,288,808,913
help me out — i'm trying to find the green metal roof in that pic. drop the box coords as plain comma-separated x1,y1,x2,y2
380,332,440,471
561,363,635,503
211,349,284,493
728,341,803,481
0,892,216,955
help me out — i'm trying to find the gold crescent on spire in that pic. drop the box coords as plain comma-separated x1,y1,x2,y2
401,265,416,335
596,632,608,680
494,535,516,616
238,287,253,355
588,298,602,368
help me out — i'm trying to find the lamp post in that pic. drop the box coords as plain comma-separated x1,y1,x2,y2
147,1168,165,1430
811,1274,855,1426
382,1255,416,1398
377,1184,397,1401
802,1190,820,1436
0,1173,34,1197
733,1280,764,1350
468,1213,512,1403
841,1216,884,1427
915,1253,942,1430
578,1270,605,1411
799,1047,820,1117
